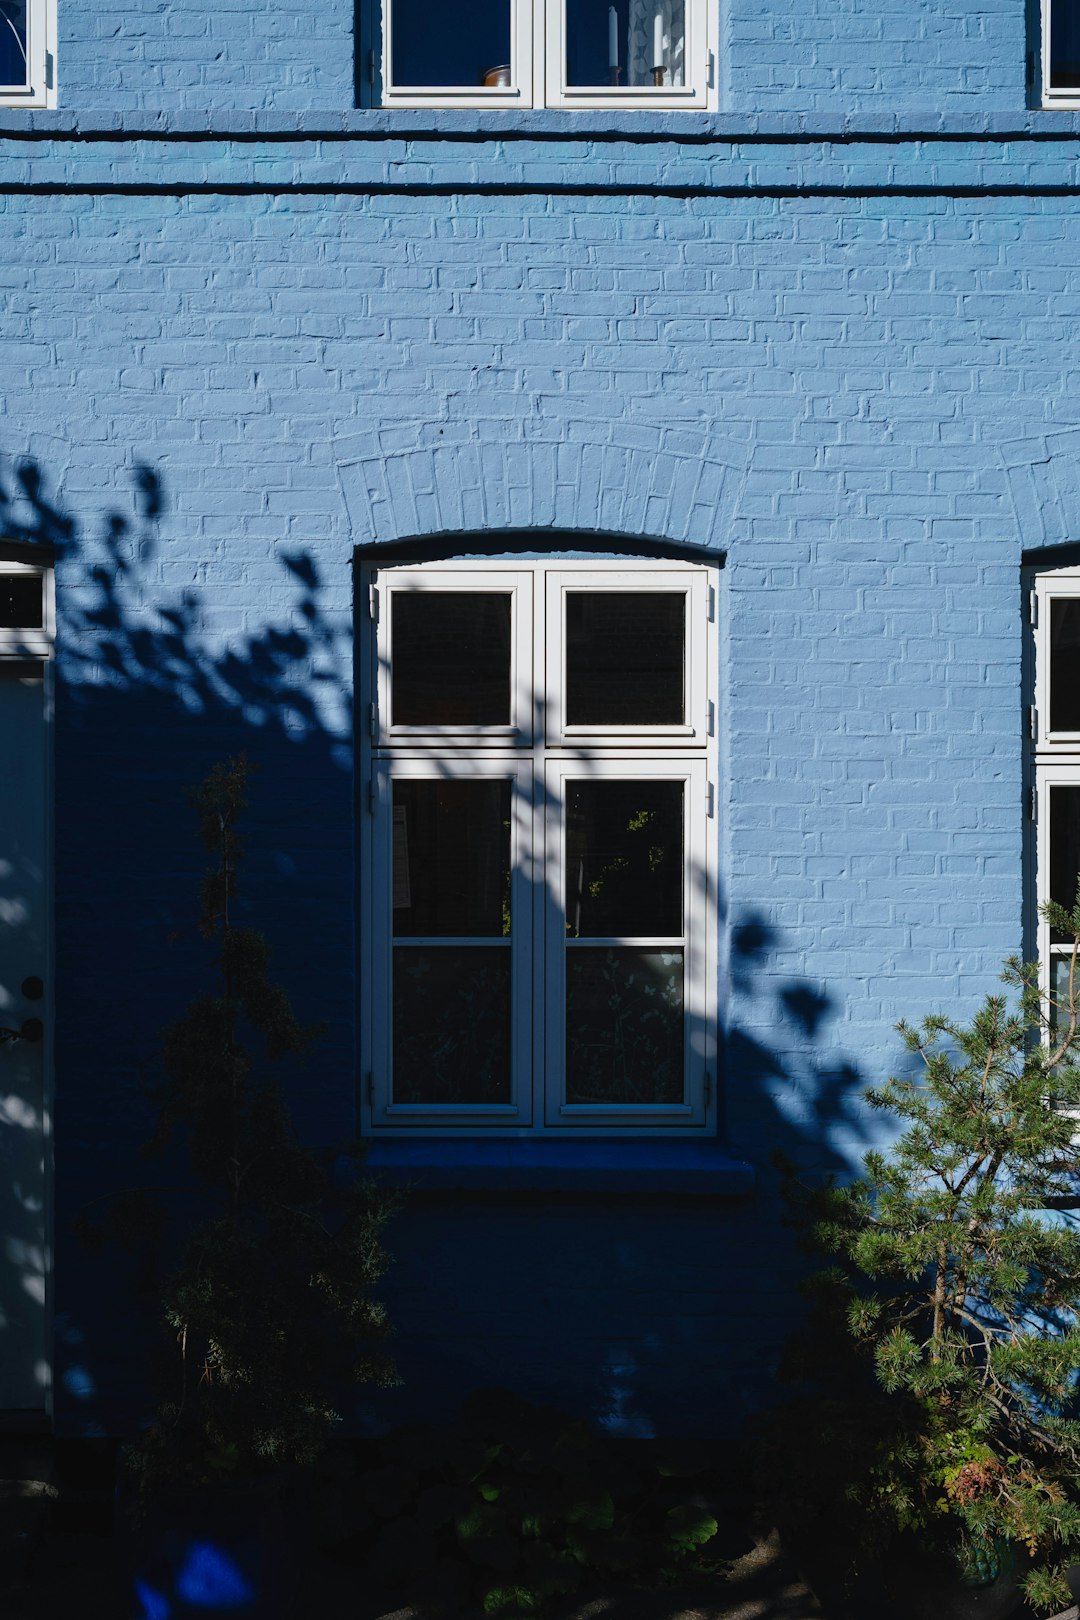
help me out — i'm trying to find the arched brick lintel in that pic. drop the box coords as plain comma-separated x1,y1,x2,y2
1003,428,1080,557
334,420,748,555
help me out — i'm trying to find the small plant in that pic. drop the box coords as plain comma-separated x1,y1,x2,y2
121,756,398,1499
770,905,1080,1616
313,1389,729,1617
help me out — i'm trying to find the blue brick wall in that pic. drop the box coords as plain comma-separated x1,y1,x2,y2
0,0,1075,1437
49,0,1033,120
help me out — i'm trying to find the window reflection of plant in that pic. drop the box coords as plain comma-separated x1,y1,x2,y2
394,951,511,1105
569,798,676,938
567,948,683,1106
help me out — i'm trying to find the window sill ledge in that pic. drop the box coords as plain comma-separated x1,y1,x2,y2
362,1139,755,1199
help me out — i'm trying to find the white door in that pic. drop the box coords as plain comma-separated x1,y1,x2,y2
0,659,49,1413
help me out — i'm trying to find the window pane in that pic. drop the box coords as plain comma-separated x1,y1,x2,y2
393,947,511,1104
392,592,512,726
0,575,42,630
0,3,28,89
1051,787,1080,942
393,779,511,938
1051,599,1080,731
565,0,686,87
565,592,684,725
566,948,683,1104
1051,1,1080,87
390,0,512,88
566,779,683,938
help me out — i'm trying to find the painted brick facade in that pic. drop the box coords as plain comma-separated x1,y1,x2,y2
0,0,1077,1438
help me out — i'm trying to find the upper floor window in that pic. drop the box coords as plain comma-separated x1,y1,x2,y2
1042,0,1080,106
364,0,717,110
358,556,719,1136
0,0,55,109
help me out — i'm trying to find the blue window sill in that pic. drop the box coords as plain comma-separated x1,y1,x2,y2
362,1139,754,1198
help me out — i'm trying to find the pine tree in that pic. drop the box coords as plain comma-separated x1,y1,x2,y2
783,900,1080,1615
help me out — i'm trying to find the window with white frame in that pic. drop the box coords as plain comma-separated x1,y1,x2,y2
359,556,719,1135
1042,0,1080,106
364,0,716,110
0,0,55,108
1031,566,1080,1033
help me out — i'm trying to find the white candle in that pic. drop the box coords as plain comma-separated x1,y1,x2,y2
652,11,664,67
608,6,619,69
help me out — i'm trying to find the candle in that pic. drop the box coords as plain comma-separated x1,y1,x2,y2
608,5,619,70
653,10,664,66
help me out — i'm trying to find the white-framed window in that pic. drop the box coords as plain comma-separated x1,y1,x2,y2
0,0,56,109
1031,567,1080,1029
365,0,717,111
1042,0,1080,107
359,555,719,1136
0,557,53,656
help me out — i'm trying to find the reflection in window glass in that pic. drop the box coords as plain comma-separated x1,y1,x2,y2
0,2,28,88
0,574,42,629
1051,1,1080,88
393,947,511,1104
392,592,512,726
566,779,683,938
566,592,684,725
393,779,511,938
566,948,683,1104
565,0,685,87
1051,599,1080,731
391,0,512,87
1051,787,1080,942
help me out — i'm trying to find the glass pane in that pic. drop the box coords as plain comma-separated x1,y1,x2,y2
392,592,512,727
565,592,684,725
390,0,512,88
393,947,511,1104
566,779,683,938
0,575,42,630
393,779,511,938
565,0,686,88
0,3,28,89
1051,0,1080,87
566,948,683,1104
1051,599,1080,731
1051,787,1080,943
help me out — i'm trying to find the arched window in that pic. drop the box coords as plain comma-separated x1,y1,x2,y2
359,553,719,1136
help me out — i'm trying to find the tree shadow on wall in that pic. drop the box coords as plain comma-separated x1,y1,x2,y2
0,458,879,1440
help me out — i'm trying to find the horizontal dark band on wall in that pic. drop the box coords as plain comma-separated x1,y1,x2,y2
2,125,1080,146
2,182,1080,199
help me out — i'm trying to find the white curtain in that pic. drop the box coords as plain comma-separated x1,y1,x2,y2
627,0,685,87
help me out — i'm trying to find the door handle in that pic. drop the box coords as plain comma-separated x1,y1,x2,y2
0,1019,43,1046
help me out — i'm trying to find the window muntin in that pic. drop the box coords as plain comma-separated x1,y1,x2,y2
0,0,54,107
361,557,718,1136
371,0,714,110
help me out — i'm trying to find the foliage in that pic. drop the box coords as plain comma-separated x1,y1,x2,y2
123,756,398,1498
311,1389,730,1618
771,911,1080,1616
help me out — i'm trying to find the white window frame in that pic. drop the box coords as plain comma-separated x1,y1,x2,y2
0,558,54,657
1042,0,1080,108
359,555,719,1138
0,0,56,109
1031,567,1080,1028
370,0,717,111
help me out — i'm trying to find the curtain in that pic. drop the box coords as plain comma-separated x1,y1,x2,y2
627,0,685,87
